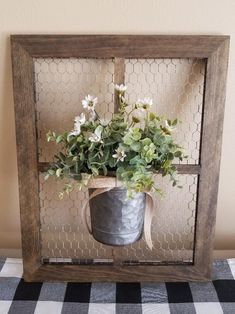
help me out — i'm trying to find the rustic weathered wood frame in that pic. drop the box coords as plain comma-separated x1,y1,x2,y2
11,35,229,282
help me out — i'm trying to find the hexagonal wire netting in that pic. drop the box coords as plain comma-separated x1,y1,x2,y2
34,57,205,265
124,58,205,165
35,58,115,162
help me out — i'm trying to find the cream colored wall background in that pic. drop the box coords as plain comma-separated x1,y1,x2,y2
0,0,234,252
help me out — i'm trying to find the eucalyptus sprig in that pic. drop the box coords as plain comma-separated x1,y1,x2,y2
46,84,187,198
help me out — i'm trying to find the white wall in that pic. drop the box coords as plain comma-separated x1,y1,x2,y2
0,0,234,250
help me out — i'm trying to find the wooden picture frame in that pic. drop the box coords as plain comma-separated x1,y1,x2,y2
11,35,229,282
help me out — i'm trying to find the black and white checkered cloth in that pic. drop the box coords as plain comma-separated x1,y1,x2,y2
0,257,235,313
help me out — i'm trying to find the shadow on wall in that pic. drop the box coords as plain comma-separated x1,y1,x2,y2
0,34,21,249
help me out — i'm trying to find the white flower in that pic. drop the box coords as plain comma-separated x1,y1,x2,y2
89,110,97,122
99,118,110,126
82,95,98,111
74,112,86,125
69,113,86,136
132,109,145,122
115,84,127,92
69,124,81,136
89,125,103,143
165,120,177,132
136,97,153,111
112,147,127,162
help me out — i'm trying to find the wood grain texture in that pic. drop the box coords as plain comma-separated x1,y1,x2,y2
11,40,41,277
11,35,229,58
194,37,230,277
24,263,210,282
11,35,230,282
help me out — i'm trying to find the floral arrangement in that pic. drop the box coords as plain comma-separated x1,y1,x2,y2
46,84,186,198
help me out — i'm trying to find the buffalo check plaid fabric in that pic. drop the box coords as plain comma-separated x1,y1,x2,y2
0,258,235,313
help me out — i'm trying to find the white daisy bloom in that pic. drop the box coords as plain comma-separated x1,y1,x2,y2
112,147,127,162
132,109,145,122
69,123,81,136
136,97,153,111
82,95,98,111
89,126,103,143
114,84,127,92
89,110,97,122
69,113,86,136
99,118,110,126
74,112,86,125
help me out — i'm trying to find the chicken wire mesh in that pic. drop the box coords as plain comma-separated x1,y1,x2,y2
39,173,197,264
33,57,204,264
34,58,115,162
124,58,205,164
35,57,205,164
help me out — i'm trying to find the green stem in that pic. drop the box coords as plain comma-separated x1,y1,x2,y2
144,111,149,133
127,108,136,122
94,109,101,121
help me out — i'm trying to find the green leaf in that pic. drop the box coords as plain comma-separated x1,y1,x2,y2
59,152,66,161
45,100,186,198
91,166,99,176
72,156,78,162
167,119,172,126
74,162,79,174
66,134,71,142
153,133,165,145
80,152,85,161
130,141,141,152
101,164,108,176
130,156,145,166
141,138,152,146
65,156,76,167
56,168,62,177
69,143,78,153
174,151,182,158
94,125,103,137
108,157,116,168
88,142,96,152
77,135,83,142
46,131,52,142
104,140,116,146
56,135,63,144
167,152,174,160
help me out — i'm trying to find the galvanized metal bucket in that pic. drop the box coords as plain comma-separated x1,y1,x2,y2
89,188,146,246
